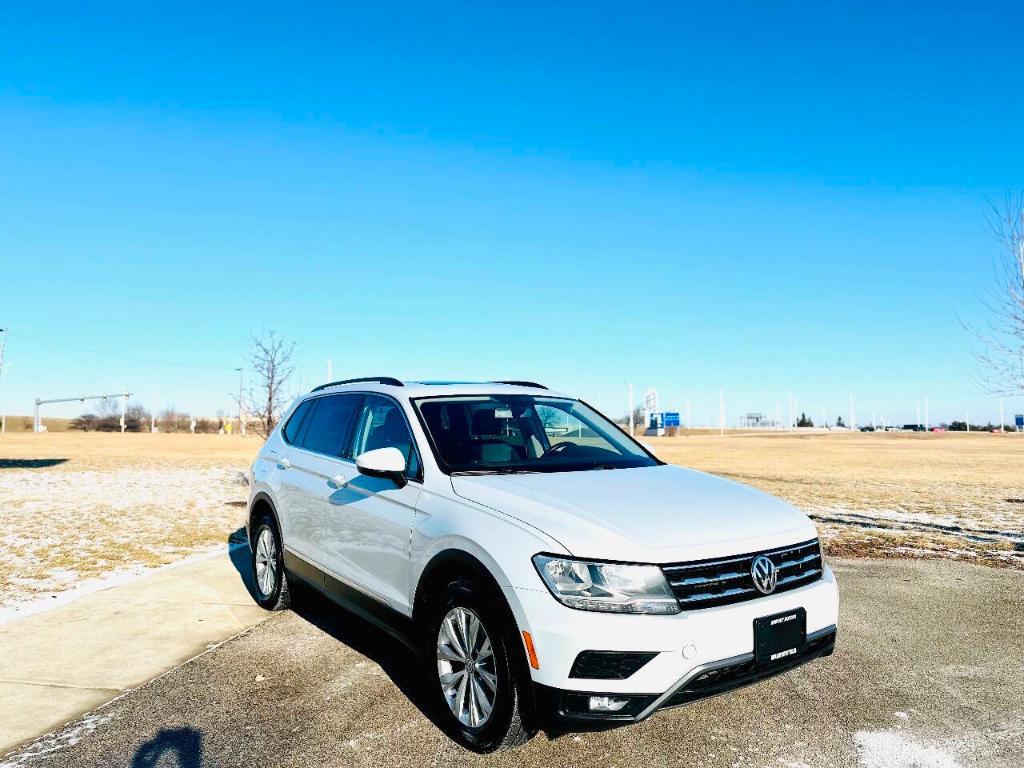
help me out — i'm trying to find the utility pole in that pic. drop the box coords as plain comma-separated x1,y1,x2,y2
0,327,6,435
718,389,725,436
924,397,929,431
235,367,245,437
627,384,634,435
120,389,127,434
966,411,970,433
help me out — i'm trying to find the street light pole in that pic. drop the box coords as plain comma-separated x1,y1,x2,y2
235,367,245,437
0,328,6,435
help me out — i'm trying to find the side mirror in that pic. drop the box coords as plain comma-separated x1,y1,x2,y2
355,447,407,485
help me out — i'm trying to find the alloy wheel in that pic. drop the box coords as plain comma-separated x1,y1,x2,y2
436,607,497,728
254,527,278,597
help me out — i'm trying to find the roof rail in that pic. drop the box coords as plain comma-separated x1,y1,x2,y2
311,377,404,392
493,380,547,389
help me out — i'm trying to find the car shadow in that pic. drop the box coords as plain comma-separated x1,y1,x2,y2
131,726,203,767
0,458,69,469
227,529,261,602
226,530,452,738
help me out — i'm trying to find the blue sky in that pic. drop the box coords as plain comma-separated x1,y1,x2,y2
2,1,1022,425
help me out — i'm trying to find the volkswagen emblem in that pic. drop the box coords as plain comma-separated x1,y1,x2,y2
751,555,778,594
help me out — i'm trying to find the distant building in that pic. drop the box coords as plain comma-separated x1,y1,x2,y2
740,412,771,428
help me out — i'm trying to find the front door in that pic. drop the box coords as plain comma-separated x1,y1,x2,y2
323,394,422,614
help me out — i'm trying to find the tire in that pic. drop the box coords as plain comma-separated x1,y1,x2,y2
251,514,291,611
426,576,533,752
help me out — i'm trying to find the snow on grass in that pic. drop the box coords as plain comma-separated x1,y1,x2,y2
0,459,250,611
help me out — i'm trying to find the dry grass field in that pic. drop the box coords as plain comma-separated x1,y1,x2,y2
651,431,1024,568
0,433,259,614
0,430,1021,614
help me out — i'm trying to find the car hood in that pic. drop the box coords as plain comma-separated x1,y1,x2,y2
450,464,817,563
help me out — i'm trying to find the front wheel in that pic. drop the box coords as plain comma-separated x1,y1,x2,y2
427,577,533,752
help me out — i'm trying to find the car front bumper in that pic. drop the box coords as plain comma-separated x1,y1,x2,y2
532,624,836,725
505,564,839,724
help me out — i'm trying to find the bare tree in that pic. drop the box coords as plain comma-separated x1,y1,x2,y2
159,407,190,433
967,195,1024,394
94,398,150,432
244,330,297,436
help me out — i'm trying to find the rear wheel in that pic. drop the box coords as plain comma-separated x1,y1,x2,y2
426,576,532,752
251,515,290,611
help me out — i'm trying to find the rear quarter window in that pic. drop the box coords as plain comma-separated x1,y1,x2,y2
282,400,314,445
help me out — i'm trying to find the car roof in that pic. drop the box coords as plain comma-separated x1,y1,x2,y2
305,379,570,400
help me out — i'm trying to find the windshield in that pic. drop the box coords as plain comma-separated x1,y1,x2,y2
414,395,660,474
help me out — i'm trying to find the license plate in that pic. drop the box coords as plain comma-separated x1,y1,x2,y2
754,608,807,665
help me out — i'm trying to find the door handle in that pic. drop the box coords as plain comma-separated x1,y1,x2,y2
329,474,348,489
277,458,291,470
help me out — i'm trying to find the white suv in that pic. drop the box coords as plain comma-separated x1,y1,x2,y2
246,379,838,752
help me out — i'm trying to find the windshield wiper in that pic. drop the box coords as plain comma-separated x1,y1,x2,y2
450,467,540,476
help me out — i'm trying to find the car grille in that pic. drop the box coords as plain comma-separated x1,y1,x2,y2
661,538,823,610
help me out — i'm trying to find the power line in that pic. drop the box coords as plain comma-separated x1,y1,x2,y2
7,330,237,371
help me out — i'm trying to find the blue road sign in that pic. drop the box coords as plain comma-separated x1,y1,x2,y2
1015,414,1023,428
662,411,681,427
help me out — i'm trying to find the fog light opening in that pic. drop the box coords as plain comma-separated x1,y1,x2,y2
588,695,630,713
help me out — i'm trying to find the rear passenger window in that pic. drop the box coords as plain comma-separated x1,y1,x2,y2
282,400,314,445
299,395,361,456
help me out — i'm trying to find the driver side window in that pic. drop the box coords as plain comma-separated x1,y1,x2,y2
350,395,421,480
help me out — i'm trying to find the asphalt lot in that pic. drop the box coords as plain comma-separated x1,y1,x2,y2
3,555,1022,768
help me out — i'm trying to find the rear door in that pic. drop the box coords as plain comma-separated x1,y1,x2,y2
279,394,362,573
323,394,422,613
274,399,316,563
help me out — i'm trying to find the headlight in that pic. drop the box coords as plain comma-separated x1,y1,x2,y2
532,554,679,615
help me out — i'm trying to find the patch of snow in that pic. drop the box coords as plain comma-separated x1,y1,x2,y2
854,730,962,768
0,713,112,767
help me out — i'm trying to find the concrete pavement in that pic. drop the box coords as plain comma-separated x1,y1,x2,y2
0,546,269,755
2,556,1022,767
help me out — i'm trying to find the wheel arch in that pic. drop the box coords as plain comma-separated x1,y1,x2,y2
248,491,280,547
413,548,507,624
